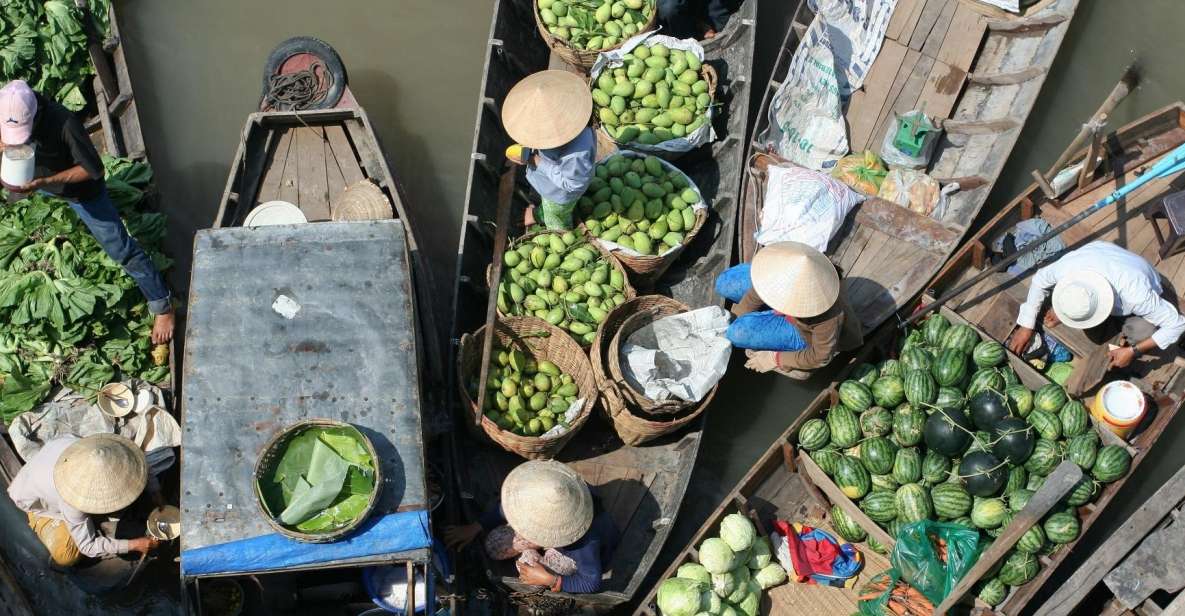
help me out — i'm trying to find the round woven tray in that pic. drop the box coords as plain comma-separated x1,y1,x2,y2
590,296,714,445
532,1,658,71
458,316,598,460
253,419,382,543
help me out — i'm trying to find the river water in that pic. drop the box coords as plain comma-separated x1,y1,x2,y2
119,0,1185,610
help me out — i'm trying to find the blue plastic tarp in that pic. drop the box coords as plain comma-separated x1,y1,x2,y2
181,510,431,577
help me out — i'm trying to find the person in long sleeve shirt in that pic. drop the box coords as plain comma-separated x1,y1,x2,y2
1008,241,1185,369
7,436,158,566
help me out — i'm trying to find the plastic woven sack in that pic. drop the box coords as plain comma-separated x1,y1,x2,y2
891,520,981,605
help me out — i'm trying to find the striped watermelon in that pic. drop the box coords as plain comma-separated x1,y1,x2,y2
933,348,970,387
998,552,1040,586
950,516,976,530
892,406,926,446
1027,473,1046,492
1024,439,1062,476
860,490,898,523
1005,384,1034,418
940,323,980,354
972,340,1006,368
871,474,900,493
931,483,972,518
1044,511,1081,544
830,505,867,542
892,447,922,484
895,483,933,523
871,376,906,408
967,368,1005,398
1066,433,1099,469
901,347,934,373
1063,475,1098,507
971,498,1008,529
879,358,904,378
1092,445,1132,483
835,455,871,499
1034,383,1068,414
811,448,843,475
1006,466,1028,494
904,369,938,405
1059,400,1090,437
838,381,873,413
860,437,897,475
1001,365,1021,387
860,407,893,437
987,511,1015,538
828,405,861,448
1008,488,1034,512
852,363,879,386
867,536,888,555
977,577,1007,607
934,387,965,413
1016,524,1046,554
798,418,831,451
922,313,950,346
1027,409,1062,440
922,450,951,484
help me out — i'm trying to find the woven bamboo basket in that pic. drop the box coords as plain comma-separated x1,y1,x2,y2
253,419,382,543
487,229,637,345
458,316,598,460
532,1,658,70
608,307,696,415
592,63,718,159
590,296,714,445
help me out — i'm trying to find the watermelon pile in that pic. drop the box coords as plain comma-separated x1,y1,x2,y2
799,313,1134,607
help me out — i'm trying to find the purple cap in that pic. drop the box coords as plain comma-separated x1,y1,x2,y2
0,81,36,145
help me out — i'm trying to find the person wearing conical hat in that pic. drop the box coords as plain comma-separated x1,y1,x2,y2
715,241,863,378
502,70,596,231
7,435,159,566
1008,240,1185,371
443,460,619,593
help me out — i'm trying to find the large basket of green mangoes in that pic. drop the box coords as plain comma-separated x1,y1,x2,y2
534,0,658,70
459,316,598,460
489,229,636,347
590,34,717,154
577,151,709,286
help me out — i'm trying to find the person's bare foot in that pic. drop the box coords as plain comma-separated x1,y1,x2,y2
151,310,175,345
703,28,717,39
523,205,538,228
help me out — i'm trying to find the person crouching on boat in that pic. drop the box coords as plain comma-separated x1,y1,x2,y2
0,80,174,344
658,0,733,39
1007,240,1185,369
443,460,619,593
7,435,159,567
716,241,863,379
501,70,596,231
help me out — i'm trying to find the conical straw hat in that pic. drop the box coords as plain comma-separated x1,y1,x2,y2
331,180,393,221
501,460,593,548
53,434,147,515
750,241,841,318
502,71,592,149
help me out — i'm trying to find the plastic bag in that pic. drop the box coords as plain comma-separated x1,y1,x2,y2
891,521,981,605
878,169,941,216
880,110,942,169
831,151,887,195
755,164,865,252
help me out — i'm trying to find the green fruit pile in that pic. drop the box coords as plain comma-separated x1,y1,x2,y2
477,345,580,437
537,0,655,52
592,41,711,146
497,230,629,345
577,153,702,256
802,312,1134,603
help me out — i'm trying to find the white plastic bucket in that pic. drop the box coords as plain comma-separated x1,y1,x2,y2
1,145,34,187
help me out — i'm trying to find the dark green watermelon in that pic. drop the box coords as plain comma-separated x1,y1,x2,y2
960,451,1006,497
970,390,1012,431
991,417,1035,465
924,408,973,456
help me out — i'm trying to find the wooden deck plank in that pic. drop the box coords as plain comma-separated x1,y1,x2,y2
920,0,959,59
886,0,925,41
325,133,347,206
325,125,365,186
277,127,301,206
909,0,951,51
935,2,987,72
834,224,874,276
915,58,966,120
847,41,909,151
609,472,656,541
256,127,292,204
295,127,331,221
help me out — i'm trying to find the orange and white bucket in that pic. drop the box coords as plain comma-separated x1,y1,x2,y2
1091,380,1146,438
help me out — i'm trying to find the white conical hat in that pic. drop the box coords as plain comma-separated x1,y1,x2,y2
53,434,147,515
501,460,593,549
750,241,841,318
502,71,592,149
1052,270,1114,329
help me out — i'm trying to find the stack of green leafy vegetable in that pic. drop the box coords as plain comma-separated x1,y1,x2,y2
0,156,170,422
0,0,110,110
258,425,378,534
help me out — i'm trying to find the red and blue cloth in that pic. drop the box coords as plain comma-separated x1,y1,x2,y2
774,519,863,588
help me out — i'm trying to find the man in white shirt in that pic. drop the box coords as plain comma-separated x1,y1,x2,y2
1007,241,1185,369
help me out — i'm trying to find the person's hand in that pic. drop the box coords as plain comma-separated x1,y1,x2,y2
443,523,482,551
516,560,557,587
151,310,175,345
1008,326,1034,355
128,536,160,554
11,177,42,193
1108,346,1137,369
744,350,778,373
1044,311,1061,329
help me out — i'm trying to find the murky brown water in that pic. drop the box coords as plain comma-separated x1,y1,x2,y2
119,0,1185,608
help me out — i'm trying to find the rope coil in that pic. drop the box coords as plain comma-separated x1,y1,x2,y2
263,60,333,111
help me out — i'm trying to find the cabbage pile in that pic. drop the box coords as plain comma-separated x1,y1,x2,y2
656,513,788,615
0,0,111,110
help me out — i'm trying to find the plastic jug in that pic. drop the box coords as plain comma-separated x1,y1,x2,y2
1091,380,1146,438
1,144,34,188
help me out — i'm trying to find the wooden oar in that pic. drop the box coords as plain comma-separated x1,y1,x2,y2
473,160,519,427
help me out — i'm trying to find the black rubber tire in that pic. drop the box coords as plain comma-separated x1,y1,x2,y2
260,36,348,110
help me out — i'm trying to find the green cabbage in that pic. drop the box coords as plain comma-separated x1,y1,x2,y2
718,604,739,616
697,537,737,574
711,569,740,598
754,563,788,589
746,537,772,570
677,562,711,584
700,591,721,614
719,513,756,552
736,580,761,616
1045,361,1074,386
657,578,704,616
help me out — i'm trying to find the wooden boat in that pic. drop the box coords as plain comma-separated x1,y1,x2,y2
637,105,1185,616
446,0,760,611
738,0,1079,335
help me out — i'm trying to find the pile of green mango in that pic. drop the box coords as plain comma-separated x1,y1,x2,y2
593,41,712,146
479,345,580,436
537,0,655,52
577,153,702,256
498,230,629,345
